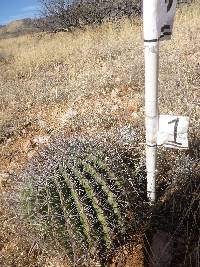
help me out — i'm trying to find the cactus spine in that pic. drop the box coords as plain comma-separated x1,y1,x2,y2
21,142,142,266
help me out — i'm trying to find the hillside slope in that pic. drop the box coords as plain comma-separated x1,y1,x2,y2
0,2,199,267
0,18,39,38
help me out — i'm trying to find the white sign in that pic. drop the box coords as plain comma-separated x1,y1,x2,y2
143,0,177,42
157,115,189,149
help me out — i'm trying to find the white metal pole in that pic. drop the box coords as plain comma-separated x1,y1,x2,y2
143,0,159,203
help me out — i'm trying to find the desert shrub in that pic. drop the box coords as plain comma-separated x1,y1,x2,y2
19,135,147,266
38,0,142,32
37,0,195,32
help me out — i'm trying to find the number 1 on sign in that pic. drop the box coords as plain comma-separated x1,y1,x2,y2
168,118,182,146
157,115,189,149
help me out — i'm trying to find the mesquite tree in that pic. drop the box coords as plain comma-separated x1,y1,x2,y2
38,0,142,31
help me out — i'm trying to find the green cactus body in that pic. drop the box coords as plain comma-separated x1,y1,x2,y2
21,138,142,266
44,181,69,243
66,162,112,249
52,172,87,260
87,154,124,189
81,160,123,229
59,168,92,248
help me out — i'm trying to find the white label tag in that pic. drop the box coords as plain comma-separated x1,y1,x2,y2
157,115,189,149
143,0,177,42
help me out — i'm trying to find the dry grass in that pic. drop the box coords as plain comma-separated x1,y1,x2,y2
0,18,141,75
0,19,38,38
0,1,200,266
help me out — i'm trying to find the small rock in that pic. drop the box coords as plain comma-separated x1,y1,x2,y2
150,230,173,267
32,135,49,145
27,150,36,159
22,140,31,151
131,112,139,119
21,129,27,135
60,108,77,124
111,88,120,98
123,249,128,255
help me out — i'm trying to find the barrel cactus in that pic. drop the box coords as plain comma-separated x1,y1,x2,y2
20,136,147,266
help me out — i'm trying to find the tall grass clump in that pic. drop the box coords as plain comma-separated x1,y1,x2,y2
19,135,147,266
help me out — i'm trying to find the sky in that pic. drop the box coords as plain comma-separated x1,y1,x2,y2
0,0,40,25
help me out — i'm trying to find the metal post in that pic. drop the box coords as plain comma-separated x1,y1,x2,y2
143,0,159,203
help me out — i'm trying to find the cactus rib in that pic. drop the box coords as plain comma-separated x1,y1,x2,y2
66,162,112,249
52,173,79,260
59,168,92,247
81,161,123,229
43,178,71,244
87,154,123,188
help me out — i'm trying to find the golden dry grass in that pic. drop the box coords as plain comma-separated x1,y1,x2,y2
0,1,200,266
0,2,199,173
4,20,26,32
0,18,141,75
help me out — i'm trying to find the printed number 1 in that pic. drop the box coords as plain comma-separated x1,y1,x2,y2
168,118,182,145
165,0,173,12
